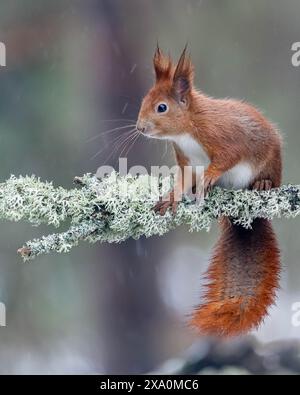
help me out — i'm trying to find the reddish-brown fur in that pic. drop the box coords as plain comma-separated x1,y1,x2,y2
190,218,280,336
137,47,282,337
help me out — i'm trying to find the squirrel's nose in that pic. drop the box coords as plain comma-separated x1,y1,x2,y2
136,121,145,133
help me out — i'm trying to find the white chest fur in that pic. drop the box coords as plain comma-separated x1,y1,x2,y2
217,162,253,189
168,134,210,168
167,133,253,189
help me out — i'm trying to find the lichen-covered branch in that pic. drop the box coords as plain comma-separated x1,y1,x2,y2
0,173,299,261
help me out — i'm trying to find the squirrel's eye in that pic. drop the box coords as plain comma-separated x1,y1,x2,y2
157,103,168,113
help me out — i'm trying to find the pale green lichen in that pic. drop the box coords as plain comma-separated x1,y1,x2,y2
0,173,299,261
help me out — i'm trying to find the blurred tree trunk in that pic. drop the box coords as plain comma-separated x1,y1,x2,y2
86,0,169,373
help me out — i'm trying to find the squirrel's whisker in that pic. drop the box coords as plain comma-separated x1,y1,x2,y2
90,129,136,161
101,129,137,164
118,130,139,159
123,130,141,159
86,124,137,143
99,118,136,123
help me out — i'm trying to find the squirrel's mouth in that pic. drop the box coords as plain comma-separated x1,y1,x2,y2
142,130,165,139
136,120,157,137
136,119,169,140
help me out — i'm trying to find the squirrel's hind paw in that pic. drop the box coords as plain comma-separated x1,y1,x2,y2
252,179,273,191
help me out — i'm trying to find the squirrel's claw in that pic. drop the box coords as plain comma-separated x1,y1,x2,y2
154,192,179,216
252,179,273,191
190,178,215,203
154,200,178,216
203,174,216,197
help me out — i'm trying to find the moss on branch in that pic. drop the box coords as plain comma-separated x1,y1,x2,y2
0,173,299,261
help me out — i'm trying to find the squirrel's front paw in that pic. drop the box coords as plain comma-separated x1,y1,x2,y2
194,175,216,201
203,174,217,196
154,191,179,216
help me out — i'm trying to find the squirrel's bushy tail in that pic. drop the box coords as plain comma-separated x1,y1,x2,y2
190,218,280,337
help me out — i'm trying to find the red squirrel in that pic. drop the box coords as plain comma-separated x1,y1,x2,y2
136,46,282,337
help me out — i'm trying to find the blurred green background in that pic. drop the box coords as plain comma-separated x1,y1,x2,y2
0,0,300,374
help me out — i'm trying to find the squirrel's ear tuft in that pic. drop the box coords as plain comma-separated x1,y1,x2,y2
153,45,173,82
172,45,194,102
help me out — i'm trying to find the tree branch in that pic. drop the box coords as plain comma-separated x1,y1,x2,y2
0,173,299,261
